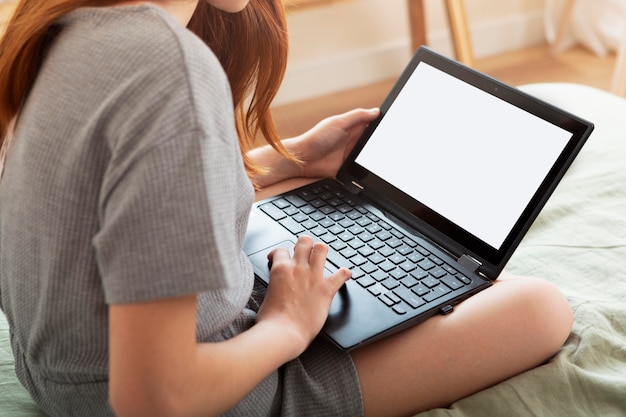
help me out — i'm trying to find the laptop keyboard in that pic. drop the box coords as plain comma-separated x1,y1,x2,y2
258,181,473,315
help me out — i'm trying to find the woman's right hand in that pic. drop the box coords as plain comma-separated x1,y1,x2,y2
255,235,351,354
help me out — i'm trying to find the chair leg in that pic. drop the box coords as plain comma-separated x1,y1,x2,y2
444,0,474,66
407,0,427,53
407,0,474,66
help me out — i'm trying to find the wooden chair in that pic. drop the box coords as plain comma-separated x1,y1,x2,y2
285,0,475,66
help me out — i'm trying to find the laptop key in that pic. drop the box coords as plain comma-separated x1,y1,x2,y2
368,239,385,250
326,248,352,269
278,217,305,234
348,238,366,250
423,285,451,302
371,270,388,282
340,247,357,259
378,220,392,230
412,284,430,297
349,267,365,280
394,286,426,309
351,255,367,267
410,270,429,280
429,255,444,265
300,205,316,215
308,199,324,208
321,234,337,244
302,220,317,230
367,252,385,265
338,205,353,214
368,283,384,296
430,267,447,279
457,274,472,285
260,203,287,220
356,276,376,288
443,264,458,274
330,240,347,251
381,278,400,290
416,246,430,256
392,305,407,315
379,293,398,307
397,245,414,256
285,194,307,207
366,224,383,234
386,292,402,304
422,276,440,288
358,245,375,258
292,213,308,223
441,275,465,290
297,190,316,201
329,212,345,222
379,259,397,272
389,269,407,280
400,276,419,288
407,253,424,263
399,261,416,273
418,259,436,271
360,262,378,275
310,226,327,237
329,225,344,235
379,246,395,257
272,198,291,209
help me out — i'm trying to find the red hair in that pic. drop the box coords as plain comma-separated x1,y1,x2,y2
0,0,291,180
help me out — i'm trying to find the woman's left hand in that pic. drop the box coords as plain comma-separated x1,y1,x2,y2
290,107,380,179
248,108,379,188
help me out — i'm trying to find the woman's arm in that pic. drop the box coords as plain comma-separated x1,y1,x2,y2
248,108,379,189
109,295,300,417
109,236,351,417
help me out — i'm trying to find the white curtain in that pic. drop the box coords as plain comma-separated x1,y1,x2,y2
545,0,626,56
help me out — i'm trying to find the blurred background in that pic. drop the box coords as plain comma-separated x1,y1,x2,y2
1,0,623,139
274,0,625,138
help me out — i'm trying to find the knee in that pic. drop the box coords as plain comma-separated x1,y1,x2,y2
506,276,574,355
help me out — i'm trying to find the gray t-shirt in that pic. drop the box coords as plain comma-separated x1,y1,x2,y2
0,5,362,416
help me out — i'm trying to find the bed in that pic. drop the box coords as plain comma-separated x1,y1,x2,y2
1,82,625,416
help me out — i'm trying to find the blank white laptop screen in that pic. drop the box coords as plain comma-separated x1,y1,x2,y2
355,62,572,249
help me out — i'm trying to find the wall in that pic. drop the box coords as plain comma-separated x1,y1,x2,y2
275,0,545,105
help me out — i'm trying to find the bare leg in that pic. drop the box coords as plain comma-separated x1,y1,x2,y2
351,273,573,417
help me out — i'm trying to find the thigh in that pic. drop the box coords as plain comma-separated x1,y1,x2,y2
350,274,573,417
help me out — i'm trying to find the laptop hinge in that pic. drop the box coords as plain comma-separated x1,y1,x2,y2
458,254,481,273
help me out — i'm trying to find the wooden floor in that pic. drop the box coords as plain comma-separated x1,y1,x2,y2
271,44,617,138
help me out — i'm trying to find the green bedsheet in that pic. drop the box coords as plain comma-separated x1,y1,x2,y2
0,314,46,416
1,83,625,416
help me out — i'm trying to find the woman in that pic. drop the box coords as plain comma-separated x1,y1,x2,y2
0,1,573,416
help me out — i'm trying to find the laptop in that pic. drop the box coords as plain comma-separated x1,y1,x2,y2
244,46,594,350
